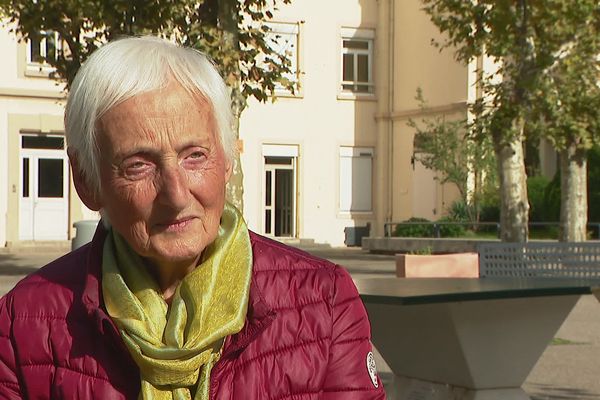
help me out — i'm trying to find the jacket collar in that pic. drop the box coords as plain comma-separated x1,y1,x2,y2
79,224,276,358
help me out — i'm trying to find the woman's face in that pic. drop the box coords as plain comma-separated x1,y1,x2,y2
93,83,231,266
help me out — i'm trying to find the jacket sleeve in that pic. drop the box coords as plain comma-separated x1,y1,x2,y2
322,266,386,400
0,294,23,399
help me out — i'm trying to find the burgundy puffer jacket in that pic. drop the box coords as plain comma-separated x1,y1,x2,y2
0,228,386,399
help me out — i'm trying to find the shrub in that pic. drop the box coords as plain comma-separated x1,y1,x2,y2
393,217,433,237
588,146,600,222
527,175,550,222
479,196,500,223
543,172,561,222
448,200,473,222
437,215,466,237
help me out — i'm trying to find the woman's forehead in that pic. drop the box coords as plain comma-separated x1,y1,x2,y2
97,86,217,152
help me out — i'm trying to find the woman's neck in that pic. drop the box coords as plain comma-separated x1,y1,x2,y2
144,256,201,303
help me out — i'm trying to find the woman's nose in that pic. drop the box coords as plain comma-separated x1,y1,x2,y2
157,164,189,210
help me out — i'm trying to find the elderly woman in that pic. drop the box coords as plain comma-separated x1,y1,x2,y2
0,37,385,400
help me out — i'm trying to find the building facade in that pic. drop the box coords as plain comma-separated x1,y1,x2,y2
1,0,472,247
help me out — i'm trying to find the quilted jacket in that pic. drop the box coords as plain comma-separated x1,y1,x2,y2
0,227,386,399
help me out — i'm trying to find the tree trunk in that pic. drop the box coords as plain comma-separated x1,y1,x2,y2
494,133,529,242
226,97,245,211
559,144,587,241
219,0,245,211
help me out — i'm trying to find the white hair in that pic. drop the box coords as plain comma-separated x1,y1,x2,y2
65,36,236,193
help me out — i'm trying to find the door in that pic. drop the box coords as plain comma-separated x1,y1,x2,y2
19,135,69,240
264,156,296,237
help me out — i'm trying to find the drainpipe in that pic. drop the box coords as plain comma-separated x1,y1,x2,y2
387,0,395,223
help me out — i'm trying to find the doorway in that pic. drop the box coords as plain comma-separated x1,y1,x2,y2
262,144,298,238
19,134,69,240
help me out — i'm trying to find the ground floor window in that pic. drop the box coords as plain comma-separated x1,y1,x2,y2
339,146,373,212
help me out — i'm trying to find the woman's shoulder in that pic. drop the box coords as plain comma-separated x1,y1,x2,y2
249,231,337,274
4,244,93,317
248,231,355,306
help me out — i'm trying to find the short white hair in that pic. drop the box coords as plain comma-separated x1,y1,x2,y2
65,36,235,192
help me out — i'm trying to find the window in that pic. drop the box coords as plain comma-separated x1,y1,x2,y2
341,28,374,95
26,30,61,74
265,22,300,94
339,147,373,212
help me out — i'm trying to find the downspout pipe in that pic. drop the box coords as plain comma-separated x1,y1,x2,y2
387,0,395,222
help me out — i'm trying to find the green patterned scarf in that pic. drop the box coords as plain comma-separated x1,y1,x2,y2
102,203,252,400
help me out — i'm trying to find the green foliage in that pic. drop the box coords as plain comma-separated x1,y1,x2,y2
543,172,561,222
421,0,600,241
393,218,433,238
447,200,472,222
409,246,433,255
527,2,600,153
588,146,600,222
527,175,550,222
409,89,496,220
0,0,297,104
479,195,500,223
536,146,600,226
437,216,466,238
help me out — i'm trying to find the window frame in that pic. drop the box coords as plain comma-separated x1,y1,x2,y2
339,27,375,98
26,30,61,76
264,21,303,98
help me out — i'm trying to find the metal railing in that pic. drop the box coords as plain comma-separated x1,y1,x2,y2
384,221,600,239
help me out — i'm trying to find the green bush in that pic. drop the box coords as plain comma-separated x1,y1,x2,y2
437,216,466,237
588,146,600,223
448,200,473,222
393,217,433,237
527,175,551,222
543,172,561,222
479,196,500,223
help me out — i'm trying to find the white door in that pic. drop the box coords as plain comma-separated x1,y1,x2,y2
263,156,296,237
262,145,298,238
19,135,69,241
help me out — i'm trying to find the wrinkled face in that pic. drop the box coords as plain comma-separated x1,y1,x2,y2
94,83,231,265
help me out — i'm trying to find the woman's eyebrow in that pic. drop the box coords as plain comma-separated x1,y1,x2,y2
174,137,212,153
115,138,212,160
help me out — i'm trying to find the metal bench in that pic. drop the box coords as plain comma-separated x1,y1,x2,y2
478,242,600,279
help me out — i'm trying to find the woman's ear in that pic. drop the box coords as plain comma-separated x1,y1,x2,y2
68,148,102,211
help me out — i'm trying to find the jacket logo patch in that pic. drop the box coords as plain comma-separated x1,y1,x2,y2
366,351,379,388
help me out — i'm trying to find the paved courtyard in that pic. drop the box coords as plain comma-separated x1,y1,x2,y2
1,246,600,399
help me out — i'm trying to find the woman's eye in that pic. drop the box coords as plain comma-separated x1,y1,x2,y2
124,161,151,177
183,151,207,167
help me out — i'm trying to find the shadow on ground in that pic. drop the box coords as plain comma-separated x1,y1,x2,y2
528,384,600,399
0,254,44,276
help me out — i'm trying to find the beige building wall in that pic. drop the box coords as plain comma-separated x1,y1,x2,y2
0,0,475,246
373,0,467,236
240,0,378,245
0,26,96,246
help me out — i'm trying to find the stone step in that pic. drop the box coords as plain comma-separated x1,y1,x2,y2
1,240,71,254
276,237,332,251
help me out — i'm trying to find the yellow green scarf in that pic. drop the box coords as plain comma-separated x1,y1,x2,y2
102,203,252,400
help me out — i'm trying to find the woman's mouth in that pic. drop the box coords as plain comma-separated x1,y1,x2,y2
157,217,195,232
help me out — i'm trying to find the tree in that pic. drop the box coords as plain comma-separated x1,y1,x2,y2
0,0,297,210
408,89,496,222
530,1,600,241
422,0,600,242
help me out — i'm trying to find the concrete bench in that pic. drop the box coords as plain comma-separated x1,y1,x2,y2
478,242,600,279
